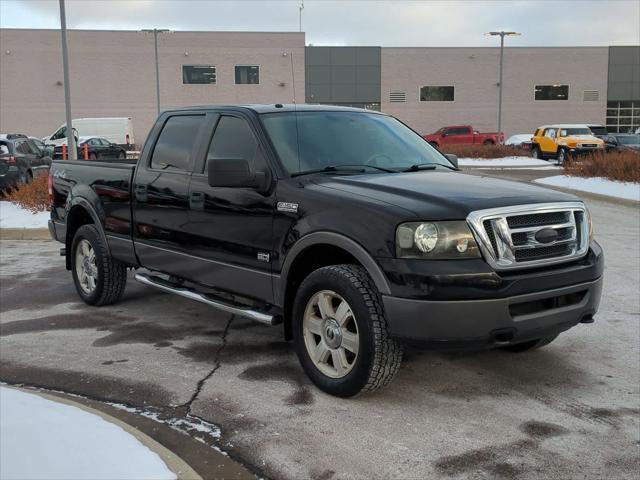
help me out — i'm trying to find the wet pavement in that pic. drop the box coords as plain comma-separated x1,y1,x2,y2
1,191,638,479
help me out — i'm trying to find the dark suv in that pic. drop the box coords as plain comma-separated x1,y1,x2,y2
0,133,52,190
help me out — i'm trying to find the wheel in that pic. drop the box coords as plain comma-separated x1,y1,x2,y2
118,151,125,159
483,139,494,145
500,334,559,352
430,142,439,149
71,224,127,306
292,264,403,397
89,153,97,160
556,148,567,166
531,145,541,159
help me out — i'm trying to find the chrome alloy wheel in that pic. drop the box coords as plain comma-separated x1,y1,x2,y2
302,290,359,379
75,239,98,294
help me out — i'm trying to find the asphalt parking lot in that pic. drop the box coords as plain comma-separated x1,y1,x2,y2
1,186,639,479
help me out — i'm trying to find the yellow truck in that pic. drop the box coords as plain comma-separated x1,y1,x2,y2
531,124,604,164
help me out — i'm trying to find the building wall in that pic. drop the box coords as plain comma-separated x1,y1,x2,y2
0,29,305,143
305,46,380,107
381,47,609,138
606,46,640,133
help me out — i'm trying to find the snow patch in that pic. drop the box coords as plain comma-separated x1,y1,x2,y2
0,201,49,228
0,386,176,480
535,175,640,201
459,156,552,167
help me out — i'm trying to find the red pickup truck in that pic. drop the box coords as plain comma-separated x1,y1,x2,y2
424,125,503,148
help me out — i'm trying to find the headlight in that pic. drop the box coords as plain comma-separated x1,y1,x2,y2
396,221,481,259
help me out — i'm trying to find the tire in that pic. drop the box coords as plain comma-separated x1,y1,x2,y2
430,142,439,149
500,334,559,353
556,148,567,166
483,139,494,146
292,264,403,397
71,224,127,306
531,145,541,159
118,151,125,159
89,153,97,160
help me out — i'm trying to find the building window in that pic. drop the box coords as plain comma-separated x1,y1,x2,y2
606,101,640,133
419,86,454,102
183,65,217,84
535,84,569,101
235,65,260,85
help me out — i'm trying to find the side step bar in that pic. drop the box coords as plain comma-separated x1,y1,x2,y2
134,272,276,326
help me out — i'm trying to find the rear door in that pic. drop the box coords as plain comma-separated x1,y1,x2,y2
184,112,275,302
133,112,210,275
539,128,559,154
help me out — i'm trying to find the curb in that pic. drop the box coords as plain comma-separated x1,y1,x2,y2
0,228,51,240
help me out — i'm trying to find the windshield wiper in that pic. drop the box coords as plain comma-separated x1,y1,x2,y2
291,164,394,177
402,164,438,172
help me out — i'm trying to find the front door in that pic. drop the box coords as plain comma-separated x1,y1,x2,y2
133,112,209,275
185,113,275,303
539,128,559,154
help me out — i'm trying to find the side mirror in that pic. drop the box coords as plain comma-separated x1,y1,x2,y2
441,132,449,137
207,158,268,190
444,153,458,168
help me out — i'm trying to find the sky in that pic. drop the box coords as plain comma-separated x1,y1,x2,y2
0,0,638,47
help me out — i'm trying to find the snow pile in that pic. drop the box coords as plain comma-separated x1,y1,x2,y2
0,386,176,480
536,175,640,201
458,157,552,168
0,201,49,228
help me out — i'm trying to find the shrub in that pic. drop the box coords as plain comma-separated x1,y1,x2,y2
564,150,640,183
437,144,525,159
3,175,49,213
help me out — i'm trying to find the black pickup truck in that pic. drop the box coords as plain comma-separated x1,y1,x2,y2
49,105,603,397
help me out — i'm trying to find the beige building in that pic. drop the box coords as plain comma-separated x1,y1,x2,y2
0,29,305,143
1,28,636,143
381,47,610,137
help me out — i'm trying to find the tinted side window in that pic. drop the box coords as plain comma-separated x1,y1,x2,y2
151,115,205,171
207,116,262,171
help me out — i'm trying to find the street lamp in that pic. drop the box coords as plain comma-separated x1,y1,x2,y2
142,29,170,115
485,31,521,144
58,0,77,159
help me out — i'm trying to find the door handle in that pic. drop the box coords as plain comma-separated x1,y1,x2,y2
134,184,148,202
190,191,205,210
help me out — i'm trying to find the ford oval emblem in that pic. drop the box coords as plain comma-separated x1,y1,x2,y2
535,228,559,244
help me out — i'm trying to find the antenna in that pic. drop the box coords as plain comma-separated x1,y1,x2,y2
299,1,304,32
289,51,301,172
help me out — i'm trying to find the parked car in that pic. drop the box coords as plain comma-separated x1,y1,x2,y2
505,134,533,150
49,105,603,397
43,117,135,149
587,124,607,138
424,125,503,148
54,137,127,160
531,124,605,164
29,136,54,158
0,133,51,191
602,133,640,152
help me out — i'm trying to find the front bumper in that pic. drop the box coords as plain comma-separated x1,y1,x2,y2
383,276,602,348
569,147,604,155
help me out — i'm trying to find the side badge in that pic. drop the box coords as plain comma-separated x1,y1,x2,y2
277,202,299,213
257,252,270,262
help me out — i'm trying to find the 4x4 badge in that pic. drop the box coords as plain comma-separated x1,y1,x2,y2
257,252,270,262
277,202,298,213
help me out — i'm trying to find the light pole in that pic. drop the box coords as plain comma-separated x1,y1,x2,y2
485,31,521,144
59,0,76,160
142,28,170,115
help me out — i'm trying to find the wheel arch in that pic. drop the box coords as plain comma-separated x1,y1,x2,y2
64,197,110,269
277,232,391,340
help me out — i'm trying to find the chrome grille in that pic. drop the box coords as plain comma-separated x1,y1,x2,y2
467,203,590,271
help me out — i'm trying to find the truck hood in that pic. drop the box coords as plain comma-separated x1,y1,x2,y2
314,170,579,220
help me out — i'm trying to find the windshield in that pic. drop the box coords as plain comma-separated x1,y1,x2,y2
560,128,592,137
616,135,640,145
261,111,453,174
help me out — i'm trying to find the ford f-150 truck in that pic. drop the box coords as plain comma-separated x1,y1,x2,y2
424,125,504,148
49,105,603,397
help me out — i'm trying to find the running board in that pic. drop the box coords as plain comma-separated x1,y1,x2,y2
134,272,276,326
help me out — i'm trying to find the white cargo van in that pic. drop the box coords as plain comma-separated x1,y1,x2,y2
43,117,135,148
